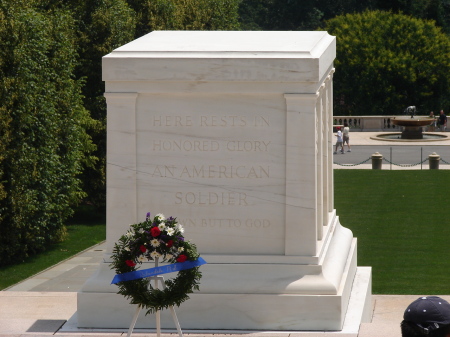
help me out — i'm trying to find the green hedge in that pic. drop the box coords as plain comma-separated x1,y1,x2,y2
0,3,95,265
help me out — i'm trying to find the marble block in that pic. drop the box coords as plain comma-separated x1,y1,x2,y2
77,31,371,331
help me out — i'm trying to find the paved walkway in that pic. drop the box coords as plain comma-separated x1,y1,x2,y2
1,132,449,337
339,131,450,146
0,242,436,337
332,131,450,170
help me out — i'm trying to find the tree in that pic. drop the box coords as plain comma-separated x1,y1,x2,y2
131,0,240,37
71,0,137,209
318,0,377,21
239,0,323,31
324,10,450,115
238,0,379,31
238,0,450,36
375,0,450,34
0,1,96,265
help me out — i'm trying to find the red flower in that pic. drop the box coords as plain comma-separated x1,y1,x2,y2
176,254,187,263
150,227,161,237
125,260,136,267
166,240,173,248
140,245,147,253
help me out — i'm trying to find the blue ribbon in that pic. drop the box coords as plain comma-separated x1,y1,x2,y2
111,257,207,284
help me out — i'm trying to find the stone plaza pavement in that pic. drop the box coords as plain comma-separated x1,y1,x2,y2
331,131,450,170
1,131,449,337
2,241,444,337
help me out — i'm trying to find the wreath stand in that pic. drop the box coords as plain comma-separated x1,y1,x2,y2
126,258,184,337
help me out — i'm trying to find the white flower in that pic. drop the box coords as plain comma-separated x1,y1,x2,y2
166,228,175,236
124,247,130,252
138,228,144,234
165,254,173,260
176,223,184,233
151,239,160,247
138,255,146,262
150,251,161,259
125,231,133,238
178,247,184,252
158,222,166,230
155,213,166,221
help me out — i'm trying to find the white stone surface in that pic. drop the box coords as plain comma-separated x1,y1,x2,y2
78,31,371,331
77,267,369,331
103,31,335,83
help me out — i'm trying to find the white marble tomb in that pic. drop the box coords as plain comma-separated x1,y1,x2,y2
77,31,372,331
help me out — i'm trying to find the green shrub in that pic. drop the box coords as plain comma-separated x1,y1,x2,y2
0,3,96,265
325,11,450,115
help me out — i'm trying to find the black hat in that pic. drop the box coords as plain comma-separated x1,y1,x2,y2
404,296,450,332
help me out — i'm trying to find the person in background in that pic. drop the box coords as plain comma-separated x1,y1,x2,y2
333,127,344,154
429,111,436,131
438,110,447,132
342,122,351,152
401,296,450,337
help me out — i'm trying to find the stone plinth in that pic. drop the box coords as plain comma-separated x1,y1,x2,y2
77,31,371,331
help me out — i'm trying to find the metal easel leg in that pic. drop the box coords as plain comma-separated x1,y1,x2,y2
169,305,184,337
154,258,161,337
157,274,183,337
125,258,184,337
126,305,142,337
156,309,161,337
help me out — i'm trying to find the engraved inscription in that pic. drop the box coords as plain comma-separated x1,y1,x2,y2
153,140,220,151
146,110,275,236
152,140,270,152
151,115,270,127
175,192,248,205
200,115,247,127
199,115,270,127
151,165,270,179
226,141,270,152
152,115,193,126
178,218,271,228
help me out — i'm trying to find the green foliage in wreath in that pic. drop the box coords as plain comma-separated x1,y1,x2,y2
110,213,202,315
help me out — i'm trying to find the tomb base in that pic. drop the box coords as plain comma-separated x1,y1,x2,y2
77,216,371,331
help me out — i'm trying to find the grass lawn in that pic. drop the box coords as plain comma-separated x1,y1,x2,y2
335,169,450,295
0,205,105,290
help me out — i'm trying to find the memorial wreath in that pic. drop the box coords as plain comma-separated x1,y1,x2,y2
110,213,204,315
